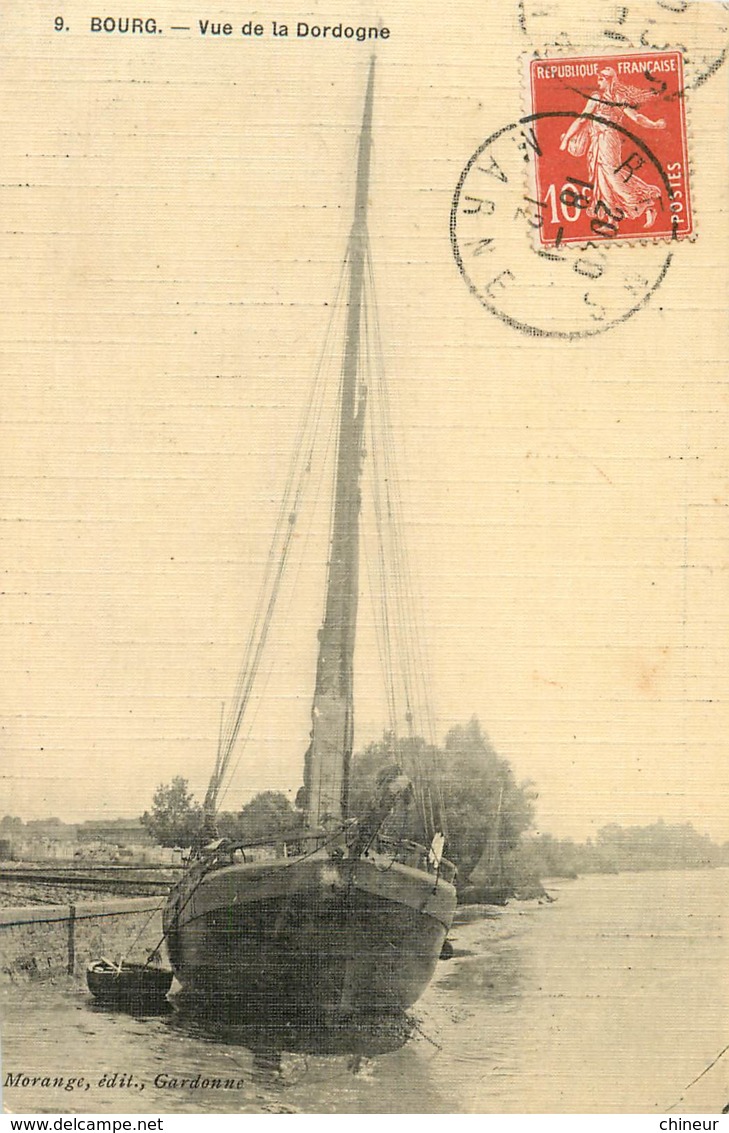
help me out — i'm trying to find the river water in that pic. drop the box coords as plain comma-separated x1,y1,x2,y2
2,870,726,1114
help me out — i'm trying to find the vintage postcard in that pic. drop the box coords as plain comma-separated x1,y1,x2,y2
1,0,728,1118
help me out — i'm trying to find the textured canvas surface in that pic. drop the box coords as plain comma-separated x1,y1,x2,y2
1,0,728,1116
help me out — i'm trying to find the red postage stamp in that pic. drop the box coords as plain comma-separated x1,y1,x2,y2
527,51,692,247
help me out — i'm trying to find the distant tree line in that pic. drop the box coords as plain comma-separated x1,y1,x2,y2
132,719,729,898
514,821,727,884
138,778,299,849
9,718,725,903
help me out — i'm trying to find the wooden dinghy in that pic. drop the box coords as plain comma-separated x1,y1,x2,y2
86,958,173,1006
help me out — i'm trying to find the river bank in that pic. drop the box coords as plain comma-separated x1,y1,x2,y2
1,869,726,1114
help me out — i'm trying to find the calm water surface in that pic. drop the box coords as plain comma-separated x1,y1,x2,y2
2,870,726,1113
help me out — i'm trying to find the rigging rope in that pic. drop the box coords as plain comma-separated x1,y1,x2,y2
216,355,342,813
210,225,449,844
212,254,350,810
362,245,447,838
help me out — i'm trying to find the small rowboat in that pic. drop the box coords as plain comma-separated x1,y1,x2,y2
86,958,173,1007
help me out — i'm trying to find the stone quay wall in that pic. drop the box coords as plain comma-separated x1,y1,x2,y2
0,898,166,982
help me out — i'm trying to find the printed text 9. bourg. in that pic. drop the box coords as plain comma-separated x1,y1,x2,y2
82,16,391,39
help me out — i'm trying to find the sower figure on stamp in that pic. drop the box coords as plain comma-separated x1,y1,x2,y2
559,67,667,229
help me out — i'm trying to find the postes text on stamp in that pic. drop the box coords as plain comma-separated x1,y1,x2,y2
527,51,692,247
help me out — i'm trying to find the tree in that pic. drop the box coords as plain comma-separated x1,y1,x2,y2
439,718,536,881
349,732,436,843
140,777,203,848
0,816,24,833
349,717,536,885
215,792,300,842
236,791,299,842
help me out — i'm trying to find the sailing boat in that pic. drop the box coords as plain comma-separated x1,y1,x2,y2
463,785,510,905
163,61,457,1021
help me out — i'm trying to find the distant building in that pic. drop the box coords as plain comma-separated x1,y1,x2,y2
24,820,78,842
76,819,154,847
0,816,161,863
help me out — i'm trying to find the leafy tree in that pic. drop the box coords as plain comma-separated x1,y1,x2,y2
215,792,299,842
215,810,245,841
349,717,536,885
349,732,437,843
0,816,24,832
140,776,203,848
439,718,536,881
236,791,300,842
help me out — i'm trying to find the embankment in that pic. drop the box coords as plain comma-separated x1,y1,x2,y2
0,898,165,982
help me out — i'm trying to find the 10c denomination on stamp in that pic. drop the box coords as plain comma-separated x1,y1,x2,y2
527,50,692,247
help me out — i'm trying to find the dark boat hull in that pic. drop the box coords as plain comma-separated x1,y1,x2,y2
164,852,456,1020
86,961,173,1006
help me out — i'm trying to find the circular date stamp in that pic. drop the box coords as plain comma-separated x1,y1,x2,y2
451,50,690,337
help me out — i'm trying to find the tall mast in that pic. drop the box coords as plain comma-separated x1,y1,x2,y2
303,60,375,828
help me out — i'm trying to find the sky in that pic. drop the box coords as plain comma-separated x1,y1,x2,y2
2,0,728,844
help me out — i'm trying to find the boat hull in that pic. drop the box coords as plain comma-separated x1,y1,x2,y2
164,852,456,1020
86,961,173,1006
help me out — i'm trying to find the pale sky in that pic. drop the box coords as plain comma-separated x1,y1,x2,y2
2,1,728,844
